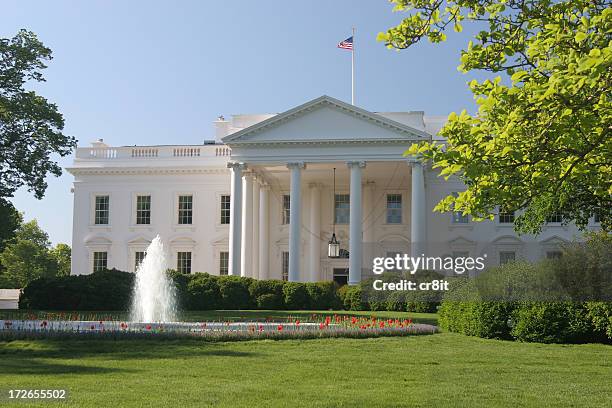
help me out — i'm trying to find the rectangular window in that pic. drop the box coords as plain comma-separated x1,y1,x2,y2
499,251,516,265
546,251,563,260
281,251,289,281
499,211,515,224
177,251,192,274
94,195,109,225
178,195,193,225
93,251,108,272
219,251,229,275
335,194,350,224
386,194,402,224
451,192,468,224
136,195,151,225
452,211,469,224
546,213,562,223
135,251,145,271
282,195,291,225
220,195,231,225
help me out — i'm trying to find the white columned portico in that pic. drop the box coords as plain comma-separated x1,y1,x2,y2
258,184,270,279
228,162,246,276
308,183,321,282
410,161,427,258
287,162,305,282
241,173,254,277
252,178,261,279
348,161,365,285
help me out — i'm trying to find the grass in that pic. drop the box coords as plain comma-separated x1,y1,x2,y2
0,330,610,407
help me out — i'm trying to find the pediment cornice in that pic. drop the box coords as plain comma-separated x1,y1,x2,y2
223,95,431,145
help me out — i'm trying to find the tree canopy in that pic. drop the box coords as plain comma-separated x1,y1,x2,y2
379,0,611,233
0,29,76,200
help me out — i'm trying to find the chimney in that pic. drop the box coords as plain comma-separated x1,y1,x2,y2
91,138,108,148
214,116,230,144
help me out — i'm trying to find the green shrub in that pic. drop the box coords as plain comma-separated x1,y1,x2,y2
249,280,284,309
586,301,612,341
340,285,366,311
282,282,309,309
186,273,221,310
385,291,406,312
217,276,253,309
510,302,594,343
438,277,513,339
305,282,341,310
256,293,281,309
19,269,134,311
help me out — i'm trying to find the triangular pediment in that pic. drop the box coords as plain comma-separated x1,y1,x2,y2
222,95,430,145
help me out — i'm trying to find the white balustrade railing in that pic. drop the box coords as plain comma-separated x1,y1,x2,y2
75,145,231,160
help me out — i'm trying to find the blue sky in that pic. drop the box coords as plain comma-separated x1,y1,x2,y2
2,0,483,245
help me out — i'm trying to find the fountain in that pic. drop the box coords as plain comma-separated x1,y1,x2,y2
129,235,177,323
0,234,438,339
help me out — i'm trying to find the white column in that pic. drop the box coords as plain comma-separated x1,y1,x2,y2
411,161,427,258
308,183,321,282
363,181,375,244
258,184,270,280
252,178,260,279
228,162,246,276
348,161,365,285
241,173,254,277
287,162,305,282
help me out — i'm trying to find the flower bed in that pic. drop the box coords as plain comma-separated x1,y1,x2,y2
0,314,437,341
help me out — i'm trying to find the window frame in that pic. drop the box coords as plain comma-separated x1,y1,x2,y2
93,195,110,225
499,251,516,265
134,251,146,271
498,210,515,224
135,195,152,225
450,192,469,224
281,194,291,225
177,194,194,225
177,251,192,274
281,251,289,281
220,194,231,225
92,251,108,273
385,193,403,224
219,251,229,275
334,193,350,225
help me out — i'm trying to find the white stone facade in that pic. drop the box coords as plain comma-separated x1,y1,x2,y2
67,96,601,283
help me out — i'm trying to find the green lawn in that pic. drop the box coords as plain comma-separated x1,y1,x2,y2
1,331,610,407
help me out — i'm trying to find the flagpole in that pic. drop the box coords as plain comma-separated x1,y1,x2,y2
351,27,355,105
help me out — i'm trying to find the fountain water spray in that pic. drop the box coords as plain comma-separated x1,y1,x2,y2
130,235,177,322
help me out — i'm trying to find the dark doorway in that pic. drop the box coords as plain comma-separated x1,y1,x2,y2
333,268,349,286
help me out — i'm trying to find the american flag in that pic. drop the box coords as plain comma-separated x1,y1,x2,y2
337,36,353,50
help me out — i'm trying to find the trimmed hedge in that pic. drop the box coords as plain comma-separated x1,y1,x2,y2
438,233,612,343
19,270,346,312
19,269,134,311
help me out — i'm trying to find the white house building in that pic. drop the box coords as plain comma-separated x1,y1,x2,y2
67,95,601,284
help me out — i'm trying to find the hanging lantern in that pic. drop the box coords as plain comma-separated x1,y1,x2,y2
328,233,340,258
328,167,341,258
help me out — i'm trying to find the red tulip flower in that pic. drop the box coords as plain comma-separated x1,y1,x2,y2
277,324,283,331
146,324,152,330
